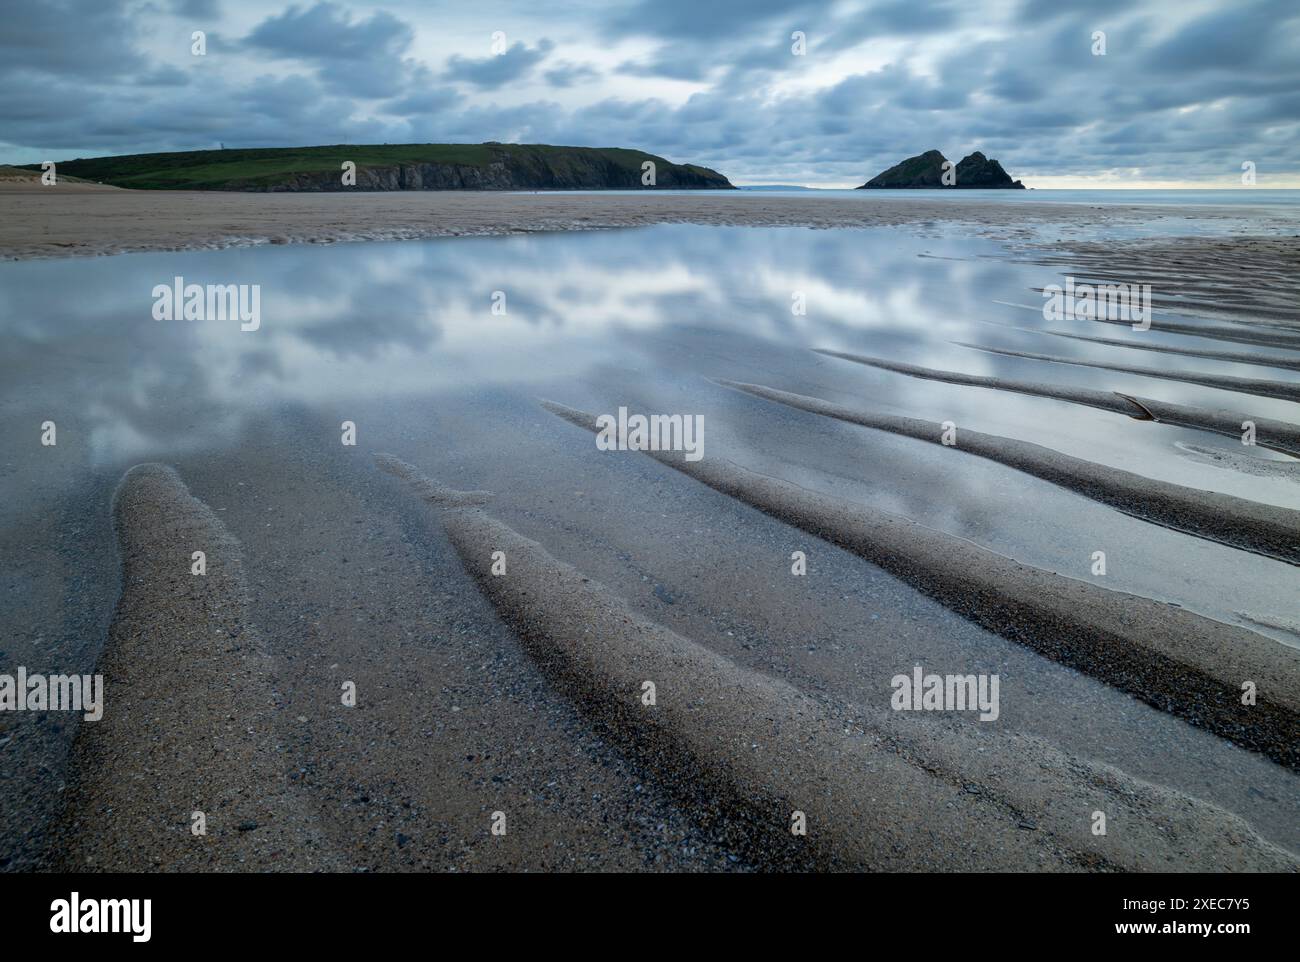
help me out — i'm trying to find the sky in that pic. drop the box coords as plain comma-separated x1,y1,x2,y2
2,0,1297,187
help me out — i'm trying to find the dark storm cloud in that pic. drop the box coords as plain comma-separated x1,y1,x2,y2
245,2,413,62
0,0,146,77
1146,0,1300,73
544,62,601,88
0,0,1296,185
171,0,222,16
815,0,964,52
241,1,421,95
444,39,555,89
617,49,715,83
1018,0,1131,23
603,0,818,40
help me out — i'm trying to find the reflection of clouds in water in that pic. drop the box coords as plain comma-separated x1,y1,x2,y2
755,271,924,339
82,399,241,469
3,222,1296,635
0,224,1027,460
238,348,285,380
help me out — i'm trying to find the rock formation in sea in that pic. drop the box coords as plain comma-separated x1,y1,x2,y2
859,149,1024,188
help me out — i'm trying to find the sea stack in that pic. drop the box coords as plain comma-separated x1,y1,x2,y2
954,151,1024,188
859,149,1024,188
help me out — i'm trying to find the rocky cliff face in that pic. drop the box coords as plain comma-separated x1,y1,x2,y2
952,151,1024,189
24,143,736,191
251,147,733,192
860,149,949,188
858,149,1024,189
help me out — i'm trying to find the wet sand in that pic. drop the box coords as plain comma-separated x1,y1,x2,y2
715,378,1300,564
987,326,1300,373
541,400,1300,770
3,189,1298,873
374,455,1295,871
49,465,342,871
3,182,1299,271
818,350,1300,457
44,451,747,872
1035,236,1300,326
955,343,1300,403
35,446,1297,872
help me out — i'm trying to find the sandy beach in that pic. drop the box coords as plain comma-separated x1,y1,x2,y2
8,0,1300,941
4,180,1297,329
2,177,1298,269
2,185,1298,874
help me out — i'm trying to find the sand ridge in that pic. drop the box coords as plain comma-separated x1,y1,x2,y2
715,378,1300,564
954,342,1300,403
540,399,1300,770
48,464,345,871
981,324,1300,373
817,349,1300,458
375,453,1298,871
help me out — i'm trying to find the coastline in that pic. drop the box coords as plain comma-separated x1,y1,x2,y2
4,184,1298,874
4,185,1299,263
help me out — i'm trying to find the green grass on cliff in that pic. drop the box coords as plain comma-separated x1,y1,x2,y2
15,143,724,190
0,164,97,184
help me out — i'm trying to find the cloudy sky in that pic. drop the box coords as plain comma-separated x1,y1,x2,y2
3,0,1297,187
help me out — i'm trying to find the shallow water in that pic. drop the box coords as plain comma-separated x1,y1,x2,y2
1,219,1298,867
2,222,1298,652
3,223,1297,558
596,187,1300,208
